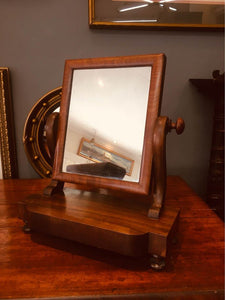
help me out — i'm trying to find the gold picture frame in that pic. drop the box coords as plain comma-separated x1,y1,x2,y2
78,137,134,176
0,68,18,178
89,0,224,30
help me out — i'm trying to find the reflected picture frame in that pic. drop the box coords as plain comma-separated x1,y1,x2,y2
0,68,18,179
89,0,224,30
77,137,134,176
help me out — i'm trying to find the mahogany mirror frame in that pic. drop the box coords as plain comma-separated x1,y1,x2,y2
52,54,166,195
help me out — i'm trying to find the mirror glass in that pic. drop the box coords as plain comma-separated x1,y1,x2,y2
62,66,152,182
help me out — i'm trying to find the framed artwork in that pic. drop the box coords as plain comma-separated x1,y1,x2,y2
89,0,224,30
78,137,134,176
0,68,18,179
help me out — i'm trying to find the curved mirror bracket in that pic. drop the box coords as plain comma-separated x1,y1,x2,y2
148,116,184,219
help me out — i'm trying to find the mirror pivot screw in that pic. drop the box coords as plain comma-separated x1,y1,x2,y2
168,118,185,135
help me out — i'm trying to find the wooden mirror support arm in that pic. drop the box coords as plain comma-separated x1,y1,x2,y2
45,112,60,164
43,112,64,196
43,179,64,196
148,116,185,219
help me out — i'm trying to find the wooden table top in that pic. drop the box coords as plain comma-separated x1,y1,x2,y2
0,176,224,299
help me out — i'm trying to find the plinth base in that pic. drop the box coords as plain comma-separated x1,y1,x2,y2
19,187,179,263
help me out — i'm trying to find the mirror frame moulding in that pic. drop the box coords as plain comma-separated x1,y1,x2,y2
53,54,166,195
0,68,18,179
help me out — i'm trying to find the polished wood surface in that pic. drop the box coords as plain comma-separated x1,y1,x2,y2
148,116,184,218
0,177,224,299
19,184,179,260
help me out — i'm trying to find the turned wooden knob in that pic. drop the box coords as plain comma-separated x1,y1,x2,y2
168,118,185,135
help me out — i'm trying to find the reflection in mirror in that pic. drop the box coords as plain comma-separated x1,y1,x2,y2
0,68,18,179
62,66,151,182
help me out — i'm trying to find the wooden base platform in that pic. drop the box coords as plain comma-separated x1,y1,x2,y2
19,187,179,267
1,177,224,299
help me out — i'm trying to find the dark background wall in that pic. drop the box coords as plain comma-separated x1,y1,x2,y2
0,0,224,197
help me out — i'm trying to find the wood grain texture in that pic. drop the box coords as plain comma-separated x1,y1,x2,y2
0,177,224,299
19,186,179,258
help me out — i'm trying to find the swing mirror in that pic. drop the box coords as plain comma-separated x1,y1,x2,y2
53,54,166,195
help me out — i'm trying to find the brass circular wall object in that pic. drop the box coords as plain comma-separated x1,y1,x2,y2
23,87,62,178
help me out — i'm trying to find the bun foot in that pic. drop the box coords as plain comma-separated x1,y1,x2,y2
150,254,166,271
23,222,32,234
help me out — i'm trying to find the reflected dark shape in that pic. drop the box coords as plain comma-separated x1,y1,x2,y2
66,162,126,179
77,137,134,176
